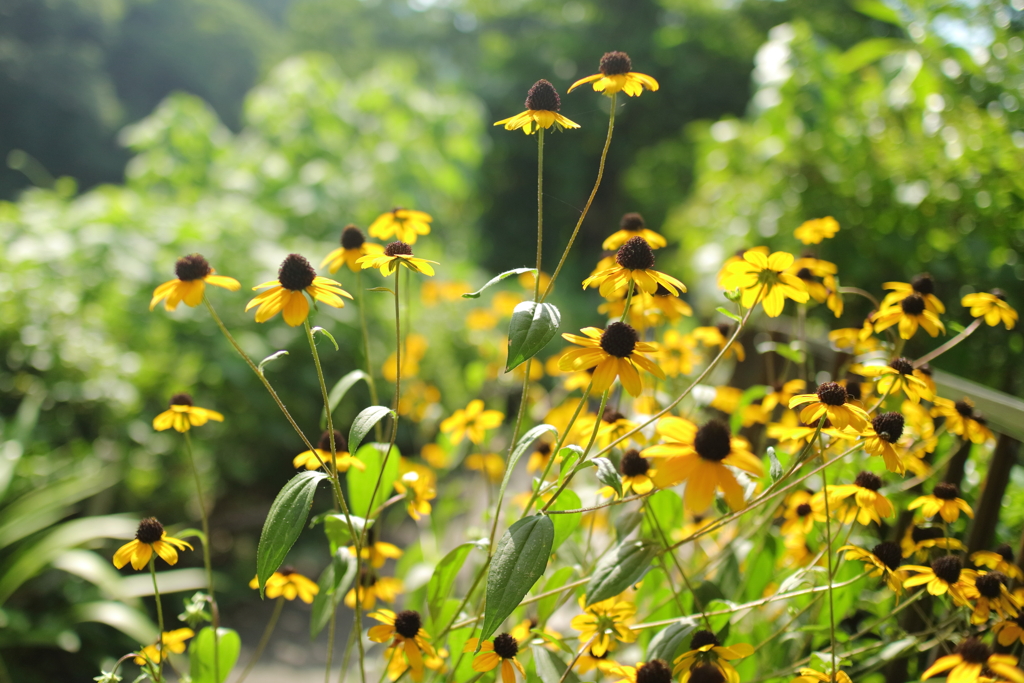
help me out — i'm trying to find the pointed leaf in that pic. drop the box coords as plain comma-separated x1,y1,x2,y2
462,268,537,299
481,515,554,640
256,471,328,595
647,620,697,662
593,457,622,498
189,626,240,683
548,490,581,551
310,550,357,637
716,307,742,323
557,446,583,485
536,566,576,624
311,326,339,351
427,541,482,619
347,443,401,519
506,302,561,371
499,424,558,506
257,350,289,376
348,406,396,454
585,540,657,606
320,370,371,429
533,645,580,683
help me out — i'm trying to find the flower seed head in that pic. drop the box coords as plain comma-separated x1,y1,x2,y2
796,503,813,518
900,294,925,316
535,442,551,457
716,323,731,337
931,555,963,584
525,79,561,112
690,629,720,650
992,288,1007,301
393,610,422,639
620,212,645,230
599,322,639,358
599,51,632,75
602,408,625,424
616,236,656,271
854,471,882,491
996,543,1015,563
917,363,933,377
816,381,847,406
694,421,732,462
688,664,725,683
169,393,193,407
279,565,296,575
136,517,165,544
278,254,317,291
976,572,1007,598
175,254,212,281
911,525,943,543
384,241,413,257
492,632,519,659
911,273,935,295
796,267,814,281
358,568,377,587
845,379,863,401
636,659,673,683
871,412,905,443
955,399,975,418
872,542,902,571
955,637,991,664
932,482,958,500
317,430,346,452
621,449,650,477
889,357,914,375
341,225,366,249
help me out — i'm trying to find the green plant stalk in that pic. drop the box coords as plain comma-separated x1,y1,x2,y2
236,596,284,683
182,431,219,682
150,557,165,682
541,92,617,303
356,269,383,442
620,280,635,324
540,387,611,512
914,317,982,367
817,418,838,679
647,505,713,631
326,605,336,683
535,127,545,300
487,358,533,554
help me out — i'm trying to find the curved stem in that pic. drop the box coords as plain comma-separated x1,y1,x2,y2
236,596,284,683
914,317,982,368
182,431,218,682
541,388,610,512
356,270,383,442
620,281,635,324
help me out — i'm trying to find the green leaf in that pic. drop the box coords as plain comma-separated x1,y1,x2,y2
310,326,339,351
427,542,480,620
462,268,537,299
505,302,561,372
585,539,657,606
320,370,371,429
499,424,558,507
310,550,357,637
647,620,697,663
481,515,554,640
257,350,289,376
189,627,241,683
837,38,908,72
852,0,902,26
367,287,395,294
533,645,580,683
715,306,741,323
593,457,622,498
347,443,401,519
549,489,581,551
557,446,583,485
645,490,682,532
536,565,576,624
767,446,782,482
256,471,328,596
321,514,372,554
348,406,396,455
729,385,769,434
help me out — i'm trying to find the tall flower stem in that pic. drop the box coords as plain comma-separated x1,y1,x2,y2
236,596,284,683
817,418,838,677
620,281,635,323
182,431,219,682
535,128,545,300
541,388,610,512
541,93,617,303
914,317,982,368
356,269,383,442
149,557,165,681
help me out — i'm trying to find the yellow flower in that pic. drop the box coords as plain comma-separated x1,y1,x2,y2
908,482,973,523
368,609,437,683
857,358,933,403
113,518,193,570
880,275,945,315
150,253,240,311
383,334,429,382
971,571,1021,625
767,409,859,453
719,249,809,317
398,381,441,422
643,418,763,513
465,634,526,683
558,322,664,397
357,241,438,277
494,79,580,134
293,430,367,472
792,668,852,683
527,441,554,474
134,628,195,666
611,659,674,683
577,408,645,450
602,212,667,251
583,236,685,298
827,472,894,525
570,595,637,657
247,253,352,326
656,330,697,378
778,490,824,536
673,630,754,683
466,453,505,483
440,399,504,445
839,541,909,595
569,51,659,97
971,546,1024,582
321,225,385,273
930,397,993,444
348,534,403,569
599,450,656,498
789,381,869,431
575,647,623,675
903,556,979,606
787,259,843,318
152,392,224,433
901,524,964,561
248,568,320,603
793,216,840,244
344,571,404,610
692,324,745,362
872,292,944,339
963,289,1018,329
393,468,436,520
921,638,1024,683
862,411,907,475
368,208,433,245
995,605,1024,646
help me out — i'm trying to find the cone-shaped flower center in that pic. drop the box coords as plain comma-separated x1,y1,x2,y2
911,525,943,543
889,357,914,375
996,543,1015,563
796,503,813,518
932,482,958,500
871,412,905,443
901,294,926,315
620,212,645,230
636,659,673,683
992,288,1007,301
493,632,519,659
175,254,212,281
136,517,165,544
621,450,650,477
525,79,561,111
341,225,366,249
854,471,882,491
616,236,656,271
384,241,413,257
279,254,317,291
600,322,639,358
872,542,902,571
603,408,625,424
955,637,991,664
690,629,720,650
911,273,935,295
694,421,731,462
796,268,814,281
975,572,1007,599
816,381,847,406
170,393,194,407
317,430,346,452
688,664,725,683
394,610,422,639
955,400,974,418
932,555,963,584
600,51,632,75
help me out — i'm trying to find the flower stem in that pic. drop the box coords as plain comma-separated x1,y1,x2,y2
817,418,838,678
149,557,165,681
620,280,635,324
535,127,545,300
182,431,219,683
236,596,284,683
541,93,617,303
356,269,383,442
914,317,982,368
540,388,610,512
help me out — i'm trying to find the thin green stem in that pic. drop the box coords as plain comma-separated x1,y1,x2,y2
535,127,545,300
541,388,610,512
326,604,336,683
914,317,983,367
620,281,635,324
646,505,710,629
817,418,838,677
488,359,532,553
150,557,165,681
236,596,284,683
356,269,383,442
182,431,218,682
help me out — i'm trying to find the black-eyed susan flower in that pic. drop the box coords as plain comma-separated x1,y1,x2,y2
788,261,842,318
322,225,385,274
357,241,437,277
575,647,622,676
903,555,979,606
972,545,1024,581
656,329,698,377
558,322,664,397
692,324,745,361
779,490,824,536
880,274,945,315
583,236,686,298
839,541,908,594
348,529,403,569
393,468,436,521
439,399,504,445
293,429,366,472
368,208,432,245
971,571,1021,625
527,442,554,474
466,453,505,483
247,253,352,326
599,449,655,497
921,637,1024,683
134,628,195,665
114,518,193,571
673,630,753,683
963,289,1018,329
644,418,763,513
570,595,638,657
152,393,224,433
995,609,1024,647
464,633,526,683
827,472,893,526
908,482,973,524
793,216,840,245
602,213,667,251
578,408,645,450
569,51,658,97
789,381,869,432
719,249,809,317
901,524,964,561
872,292,944,339
611,659,674,683
858,358,933,403
150,253,240,311
248,567,320,603
494,79,580,135
344,569,403,610
931,397,994,444
862,411,907,475
791,668,852,683
369,609,436,682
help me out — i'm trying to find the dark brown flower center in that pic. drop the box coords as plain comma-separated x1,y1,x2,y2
599,322,639,358
871,412,904,443
169,393,194,407
932,482,958,501
341,225,366,249
889,357,914,375
854,471,882,491
278,254,317,291
279,565,296,576
688,664,725,683
621,450,650,477
690,629,720,650
384,241,413,257
816,381,847,406
493,632,519,659
911,273,935,295
653,284,673,298
955,637,991,664
317,430,346,452
175,254,212,281
616,236,656,271
991,288,1007,301
911,525,943,543
525,79,561,112
955,399,974,418
599,51,633,75
796,503,813,518
845,380,862,401
976,572,1007,598
932,555,963,584
136,517,165,544
716,322,731,337
796,268,814,281
393,610,422,639
602,408,625,424
996,543,1015,563
900,294,925,316
636,659,673,683
358,569,377,587
694,421,732,462
535,442,551,457
872,542,902,571
620,212,645,230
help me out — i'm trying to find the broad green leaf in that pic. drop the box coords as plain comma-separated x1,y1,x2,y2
310,550,357,637
256,471,328,595
321,370,371,429
593,457,622,498
557,446,583,484
645,490,682,533
548,490,581,551
531,629,575,656
257,350,288,376
614,508,643,541
852,0,902,26
767,446,782,482
585,540,657,606
647,620,696,662
311,326,339,351
348,406,396,454
189,627,241,683
743,538,776,602
347,443,401,520
715,306,741,323
837,38,908,73
427,542,479,620
729,385,769,434
499,424,558,506
481,515,554,640
536,565,576,624
533,645,580,683
462,268,537,299
321,514,372,554
505,302,561,371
